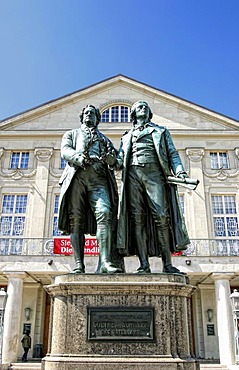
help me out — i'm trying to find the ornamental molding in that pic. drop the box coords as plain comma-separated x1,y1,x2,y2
0,147,4,159
0,146,37,180
34,148,53,162
0,165,37,180
99,99,133,111
3,271,28,279
49,165,62,178
203,168,239,181
186,148,205,162
235,147,239,159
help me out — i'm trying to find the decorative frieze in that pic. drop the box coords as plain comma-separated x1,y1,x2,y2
0,167,37,180
203,168,239,181
186,148,205,162
49,165,62,178
34,147,53,162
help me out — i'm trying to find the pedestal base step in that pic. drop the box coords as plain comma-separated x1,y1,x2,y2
42,356,200,370
10,363,41,370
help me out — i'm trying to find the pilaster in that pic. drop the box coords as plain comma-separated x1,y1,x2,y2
186,148,209,238
28,148,53,237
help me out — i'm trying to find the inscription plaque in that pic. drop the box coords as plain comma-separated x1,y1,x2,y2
207,324,215,336
88,307,155,341
23,323,31,334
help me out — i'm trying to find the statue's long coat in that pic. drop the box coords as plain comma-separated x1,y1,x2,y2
58,128,118,236
117,122,190,257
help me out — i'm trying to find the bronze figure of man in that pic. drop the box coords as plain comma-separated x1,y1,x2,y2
58,105,122,274
116,100,190,274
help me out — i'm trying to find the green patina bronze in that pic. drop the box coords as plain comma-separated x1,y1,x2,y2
58,105,123,274
116,101,191,274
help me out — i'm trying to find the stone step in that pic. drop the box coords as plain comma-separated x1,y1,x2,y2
9,362,229,370
10,363,41,370
200,365,228,369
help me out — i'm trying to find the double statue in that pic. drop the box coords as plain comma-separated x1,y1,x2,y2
58,101,193,274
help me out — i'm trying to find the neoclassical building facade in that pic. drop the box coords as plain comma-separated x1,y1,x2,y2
0,75,239,367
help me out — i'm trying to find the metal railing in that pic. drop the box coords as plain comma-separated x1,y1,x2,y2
183,238,239,257
0,237,55,256
0,237,239,257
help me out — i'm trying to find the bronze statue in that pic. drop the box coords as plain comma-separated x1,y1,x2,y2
58,105,122,274
116,100,190,274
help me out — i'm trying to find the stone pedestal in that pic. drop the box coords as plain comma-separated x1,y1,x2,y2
42,274,199,370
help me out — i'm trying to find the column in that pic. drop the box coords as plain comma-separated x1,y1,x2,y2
212,273,235,366
27,148,53,238
2,272,26,364
186,147,209,239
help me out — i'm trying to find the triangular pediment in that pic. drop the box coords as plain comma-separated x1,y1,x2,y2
0,74,238,133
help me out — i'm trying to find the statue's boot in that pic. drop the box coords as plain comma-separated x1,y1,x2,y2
97,226,122,274
70,232,85,273
157,225,185,275
132,223,151,274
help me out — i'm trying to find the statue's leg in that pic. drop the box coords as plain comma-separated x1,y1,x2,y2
127,167,151,273
67,171,86,273
153,216,185,274
88,181,122,274
70,230,85,273
96,223,121,273
155,220,173,271
131,213,151,273
145,166,185,274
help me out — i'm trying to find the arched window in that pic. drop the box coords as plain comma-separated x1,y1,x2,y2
101,105,130,123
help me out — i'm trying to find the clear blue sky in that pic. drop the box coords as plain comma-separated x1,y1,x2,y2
0,0,238,120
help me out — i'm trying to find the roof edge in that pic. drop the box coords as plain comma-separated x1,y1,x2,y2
1,74,238,124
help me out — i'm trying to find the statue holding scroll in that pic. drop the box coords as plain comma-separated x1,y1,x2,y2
116,101,198,274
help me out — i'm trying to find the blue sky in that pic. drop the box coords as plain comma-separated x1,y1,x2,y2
0,0,238,120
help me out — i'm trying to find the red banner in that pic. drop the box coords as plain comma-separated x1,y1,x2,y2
54,237,182,257
54,237,99,255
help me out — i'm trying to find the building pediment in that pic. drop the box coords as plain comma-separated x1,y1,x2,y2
0,74,238,133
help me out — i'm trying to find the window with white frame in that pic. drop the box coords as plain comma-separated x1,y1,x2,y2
211,195,239,255
101,105,130,123
0,194,28,254
210,152,229,169
10,152,29,169
52,195,61,236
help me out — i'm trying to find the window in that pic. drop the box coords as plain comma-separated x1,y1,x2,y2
60,157,67,169
10,152,29,169
52,195,61,236
0,194,28,255
211,195,239,255
210,152,229,169
101,105,130,123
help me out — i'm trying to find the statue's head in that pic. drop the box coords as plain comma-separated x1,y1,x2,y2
79,105,101,127
130,100,153,124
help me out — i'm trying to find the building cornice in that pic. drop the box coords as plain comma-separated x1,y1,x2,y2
1,129,239,140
